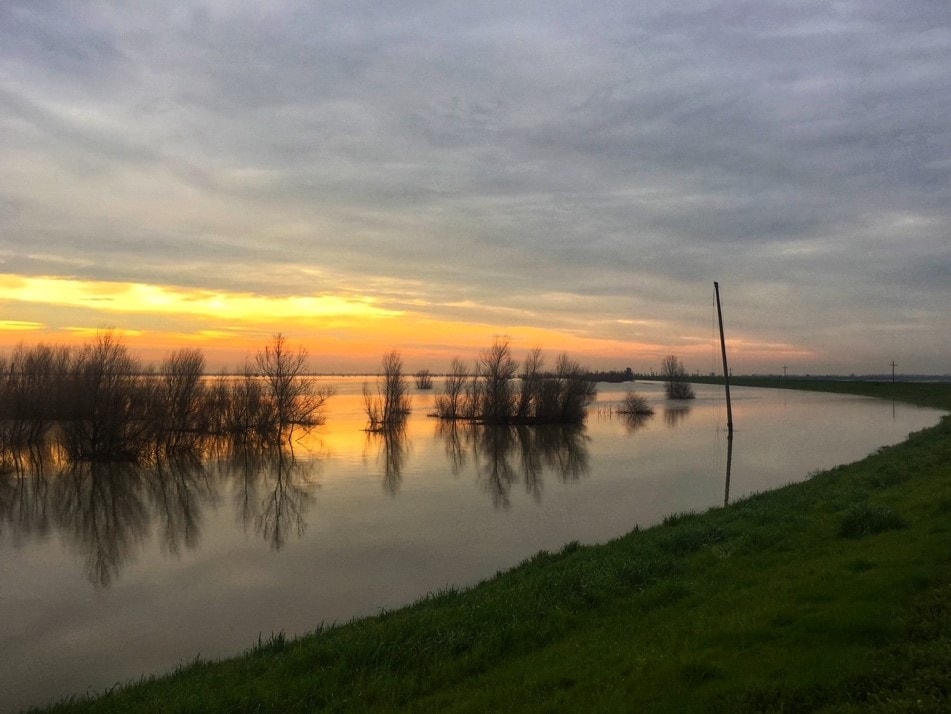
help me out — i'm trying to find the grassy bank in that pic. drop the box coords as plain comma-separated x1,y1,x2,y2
38,382,951,712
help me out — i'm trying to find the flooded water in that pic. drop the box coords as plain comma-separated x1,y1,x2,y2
0,379,944,711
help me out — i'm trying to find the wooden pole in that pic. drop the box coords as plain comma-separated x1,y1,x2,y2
714,281,734,434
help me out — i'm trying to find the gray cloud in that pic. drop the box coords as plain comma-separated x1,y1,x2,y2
1,1,949,372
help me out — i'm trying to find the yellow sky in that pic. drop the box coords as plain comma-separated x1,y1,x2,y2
0,273,810,373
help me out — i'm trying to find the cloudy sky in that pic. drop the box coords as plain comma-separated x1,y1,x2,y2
1,1,949,374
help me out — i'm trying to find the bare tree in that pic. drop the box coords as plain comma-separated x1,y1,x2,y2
660,355,696,400
158,348,207,450
435,345,595,425
2,342,72,446
364,350,410,430
517,347,544,420
255,334,332,439
553,353,597,422
618,391,654,416
60,330,155,460
413,369,434,389
216,365,274,440
435,357,469,420
477,339,518,424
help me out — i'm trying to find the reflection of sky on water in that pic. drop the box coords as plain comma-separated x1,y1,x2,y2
0,379,945,712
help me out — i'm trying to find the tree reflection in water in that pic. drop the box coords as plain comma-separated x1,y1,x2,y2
622,413,652,435
436,422,467,476
147,453,215,556
663,406,691,428
363,425,409,496
53,460,151,588
217,442,320,550
439,423,590,508
0,418,592,583
0,437,323,581
2,446,219,586
470,425,519,508
0,448,56,546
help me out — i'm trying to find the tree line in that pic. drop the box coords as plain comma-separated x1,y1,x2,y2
0,331,331,464
0,330,694,464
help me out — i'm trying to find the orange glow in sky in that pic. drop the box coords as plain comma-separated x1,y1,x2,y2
0,273,812,373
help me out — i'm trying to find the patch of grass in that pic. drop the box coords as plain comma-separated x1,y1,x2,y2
846,558,877,573
678,660,726,684
839,503,908,538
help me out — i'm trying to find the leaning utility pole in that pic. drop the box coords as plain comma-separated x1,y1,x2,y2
714,281,734,435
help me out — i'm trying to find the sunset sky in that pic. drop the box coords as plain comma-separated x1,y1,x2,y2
1,2,949,375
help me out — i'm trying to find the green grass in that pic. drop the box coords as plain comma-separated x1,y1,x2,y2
35,381,951,712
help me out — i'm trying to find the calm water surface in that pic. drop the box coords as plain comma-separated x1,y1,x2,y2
0,380,944,711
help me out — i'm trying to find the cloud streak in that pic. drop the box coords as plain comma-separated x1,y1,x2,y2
1,1,949,373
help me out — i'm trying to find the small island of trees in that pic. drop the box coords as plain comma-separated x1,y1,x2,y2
660,355,696,400
432,341,597,425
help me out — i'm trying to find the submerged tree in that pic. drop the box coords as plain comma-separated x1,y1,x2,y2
157,348,207,451
434,342,596,425
477,340,519,424
255,334,333,439
0,342,72,447
413,369,434,390
363,350,411,431
551,353,597,423
618,391,654,416
516,347,544,420
434,358,470,420
660,355,696,400
59,330,156,461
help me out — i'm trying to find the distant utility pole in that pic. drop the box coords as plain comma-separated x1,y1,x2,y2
889,361,897,383
713,281,733,435
782,365,788,379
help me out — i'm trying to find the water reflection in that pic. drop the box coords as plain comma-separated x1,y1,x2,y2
363,426,409,495
0,451,55,546
149,454,215,556
4,381,947,713
53,460,151,587
0,439,323,583
217,443,320,551
663,406,691,428
621,413,652,435
724,432,734,507
438,423,590,508
437,422,468,476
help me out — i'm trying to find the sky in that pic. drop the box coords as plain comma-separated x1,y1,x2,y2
1,1,949,375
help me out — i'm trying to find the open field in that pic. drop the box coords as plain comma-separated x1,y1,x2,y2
35,381,951,712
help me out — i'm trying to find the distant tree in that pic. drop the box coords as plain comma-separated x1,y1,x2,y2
618,391,654,416
414,369,434,390
660,355,696,400
582,368,635,383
